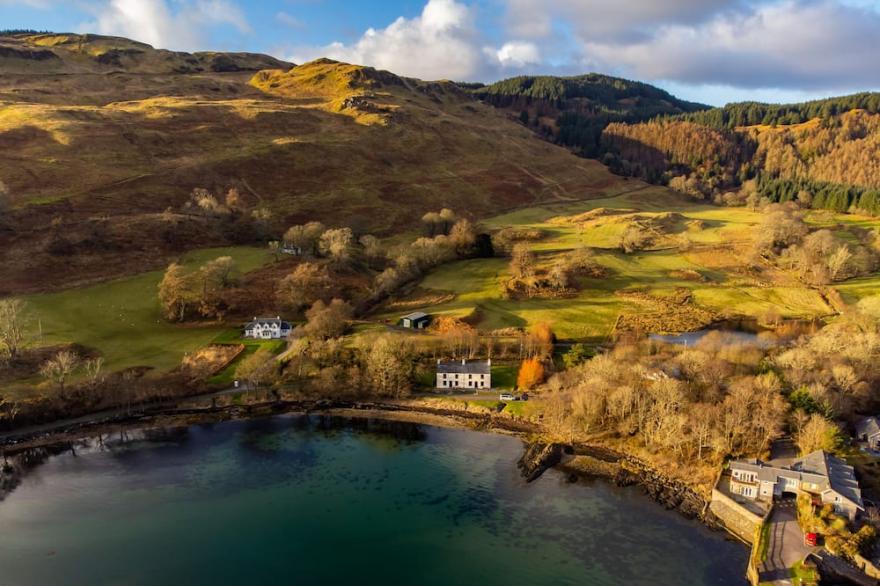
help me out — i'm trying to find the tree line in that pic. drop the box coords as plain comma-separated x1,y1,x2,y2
601,109,880,214
673,92,880,129
472,74,707,157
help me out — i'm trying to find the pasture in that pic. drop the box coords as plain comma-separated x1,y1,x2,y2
374,188,862,340
23,246,273,373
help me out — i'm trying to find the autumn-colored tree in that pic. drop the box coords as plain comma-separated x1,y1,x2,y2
510,243,535,280
359,234,384,267
295,298,354,340
284,221,326,256
225,187,243,210
796,413,842,455
158,263,195,322
517,358,545,390
276,262,332,311
421,212,441,236
438,208,457,234
449,218,477,253
526,323,555,358
360,334,416,397
319,227,355,263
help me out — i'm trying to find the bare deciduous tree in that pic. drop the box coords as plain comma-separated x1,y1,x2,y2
0,298,28,362
40,350,79,396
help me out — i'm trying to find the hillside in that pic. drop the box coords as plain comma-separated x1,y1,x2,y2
472,74,708,156
0,32,291,75
601,94,880,212
0,34,628,294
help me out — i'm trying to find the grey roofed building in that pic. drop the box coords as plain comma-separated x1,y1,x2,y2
401,311,430,329
436,359,491,390
855,416,880,450
436,359,491,375
729,450,863,520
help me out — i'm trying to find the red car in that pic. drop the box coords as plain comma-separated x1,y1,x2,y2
804,532,818,547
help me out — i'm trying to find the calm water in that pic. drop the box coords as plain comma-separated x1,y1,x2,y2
0,416,747,585
650,329,767,347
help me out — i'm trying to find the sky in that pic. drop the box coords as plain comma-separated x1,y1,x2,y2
1,0,879,106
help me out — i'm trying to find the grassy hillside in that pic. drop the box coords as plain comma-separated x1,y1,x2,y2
0,35,628,294
0,32,291,75
371,187,880,340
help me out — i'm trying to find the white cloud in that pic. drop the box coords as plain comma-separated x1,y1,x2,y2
289,0,546,80
491,41,540,69
81,0,251,52
503,0,741,41
580,0,880,90
291,0,483,80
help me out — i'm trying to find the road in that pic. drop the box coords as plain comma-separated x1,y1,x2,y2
759,501,816,585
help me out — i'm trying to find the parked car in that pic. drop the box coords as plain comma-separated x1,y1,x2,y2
519,393,529,401
500,393,516,401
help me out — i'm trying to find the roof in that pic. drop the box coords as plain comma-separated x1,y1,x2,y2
402,312,429,321
730,450,863,509
245,317,291,328
796,451,863,509
856,416,880,439
437,359,490,375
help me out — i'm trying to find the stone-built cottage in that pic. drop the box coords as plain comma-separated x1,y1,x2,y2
729,450,863,520
855,416,880,450
244,316,292,340
401,312,430,329
436,359,491,390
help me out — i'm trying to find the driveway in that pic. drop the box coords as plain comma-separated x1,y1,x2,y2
759,501,816,585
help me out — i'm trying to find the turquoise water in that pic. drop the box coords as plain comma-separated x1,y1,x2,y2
0,416,747,585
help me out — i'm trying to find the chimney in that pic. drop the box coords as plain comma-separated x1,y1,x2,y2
487,358,491,367
462,358,466,365
437,359,440,365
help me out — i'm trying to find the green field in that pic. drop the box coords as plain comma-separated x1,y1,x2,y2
376,189,855,339
24,246,273,373
208,329,288,386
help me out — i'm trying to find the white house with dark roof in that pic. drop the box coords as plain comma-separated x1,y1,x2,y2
729,450,863,520
855,416,880,450
244,316,292,340
436,359,491,390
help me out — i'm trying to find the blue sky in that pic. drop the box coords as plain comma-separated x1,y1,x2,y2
2,0,879,106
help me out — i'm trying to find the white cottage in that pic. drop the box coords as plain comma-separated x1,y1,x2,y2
243,316,292,340
436,359,491,390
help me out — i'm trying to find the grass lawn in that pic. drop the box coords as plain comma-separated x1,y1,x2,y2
788,560,818,586
208,329,287,386
374,189,863,338
492,364,517,389
24,246,273,373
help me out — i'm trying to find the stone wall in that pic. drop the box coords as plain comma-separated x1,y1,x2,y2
709,487,765,544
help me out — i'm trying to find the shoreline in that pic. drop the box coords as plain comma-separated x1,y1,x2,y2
0,397,738,546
